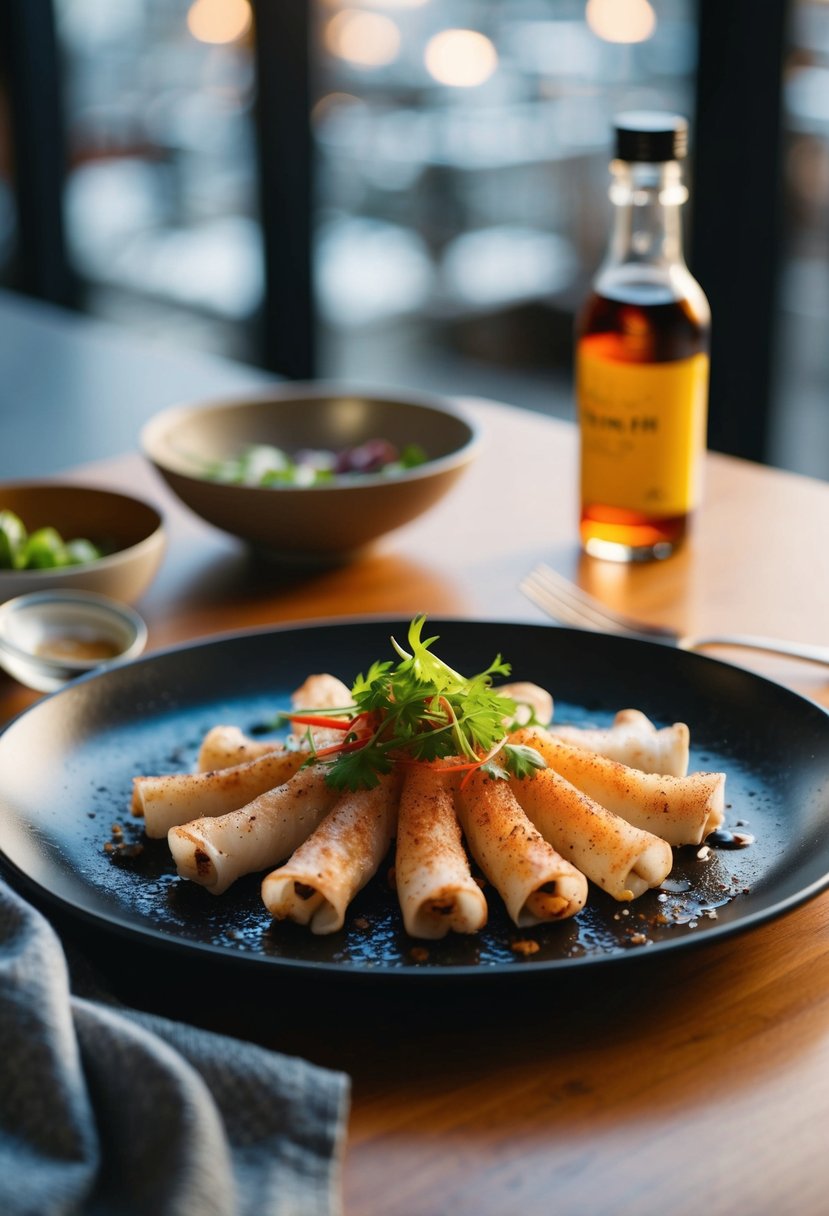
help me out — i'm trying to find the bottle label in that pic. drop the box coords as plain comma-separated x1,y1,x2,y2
577,346,709,516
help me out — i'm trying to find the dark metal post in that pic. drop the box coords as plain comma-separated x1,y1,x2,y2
250,0,315,379
1,0,74,305
691,0,791,462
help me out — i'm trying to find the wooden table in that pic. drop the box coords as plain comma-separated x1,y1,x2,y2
3,311,829,1213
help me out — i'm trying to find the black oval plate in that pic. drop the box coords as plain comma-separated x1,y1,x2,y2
1,618,828,982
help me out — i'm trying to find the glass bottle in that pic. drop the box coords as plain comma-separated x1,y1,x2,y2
575,112,710,562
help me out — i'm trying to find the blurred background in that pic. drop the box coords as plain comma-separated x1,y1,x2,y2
0,0,825,478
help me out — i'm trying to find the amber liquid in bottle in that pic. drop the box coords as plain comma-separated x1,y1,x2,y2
577,282,710,560
577,118,710,562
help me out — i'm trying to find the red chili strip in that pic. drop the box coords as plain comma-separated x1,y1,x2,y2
289,715,353,731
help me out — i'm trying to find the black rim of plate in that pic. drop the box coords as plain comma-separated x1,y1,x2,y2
1,616,828,983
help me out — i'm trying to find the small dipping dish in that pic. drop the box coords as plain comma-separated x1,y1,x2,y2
0,590,148,692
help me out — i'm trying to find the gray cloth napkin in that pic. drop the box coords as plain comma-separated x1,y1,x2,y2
0,879,350,1216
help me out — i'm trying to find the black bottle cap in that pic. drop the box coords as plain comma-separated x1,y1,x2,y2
614,112,688,163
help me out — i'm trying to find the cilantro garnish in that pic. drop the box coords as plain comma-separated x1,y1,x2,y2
284,616,546,791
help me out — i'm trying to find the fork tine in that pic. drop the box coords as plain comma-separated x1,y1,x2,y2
520,579,600,631
525,566,627,632
520,564,675,638
520,571,618,632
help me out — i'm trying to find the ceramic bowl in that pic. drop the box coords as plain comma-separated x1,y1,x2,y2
141,384,480,561
0,590,148,692
0,483,165,604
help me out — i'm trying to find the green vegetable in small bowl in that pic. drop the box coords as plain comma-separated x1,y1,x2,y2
0,510,27,570
141,386,480,560
0,511,105,572
204,440,427,489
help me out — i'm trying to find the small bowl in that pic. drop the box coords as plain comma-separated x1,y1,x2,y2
141,384,480,561
0,590,148,692
0,483,165,604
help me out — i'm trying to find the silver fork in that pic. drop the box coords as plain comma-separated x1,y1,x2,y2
520,563,829,668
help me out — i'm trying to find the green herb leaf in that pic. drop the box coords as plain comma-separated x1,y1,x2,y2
321,743,393,791
501,743,547,779
480,758,510,782
281,616,544,789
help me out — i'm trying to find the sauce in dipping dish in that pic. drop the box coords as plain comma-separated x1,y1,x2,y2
35,635,122,663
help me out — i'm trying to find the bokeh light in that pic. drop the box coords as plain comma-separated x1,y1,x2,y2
186,0,252,45
585,0,656,44
424,29,498,88
325,10,402,68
